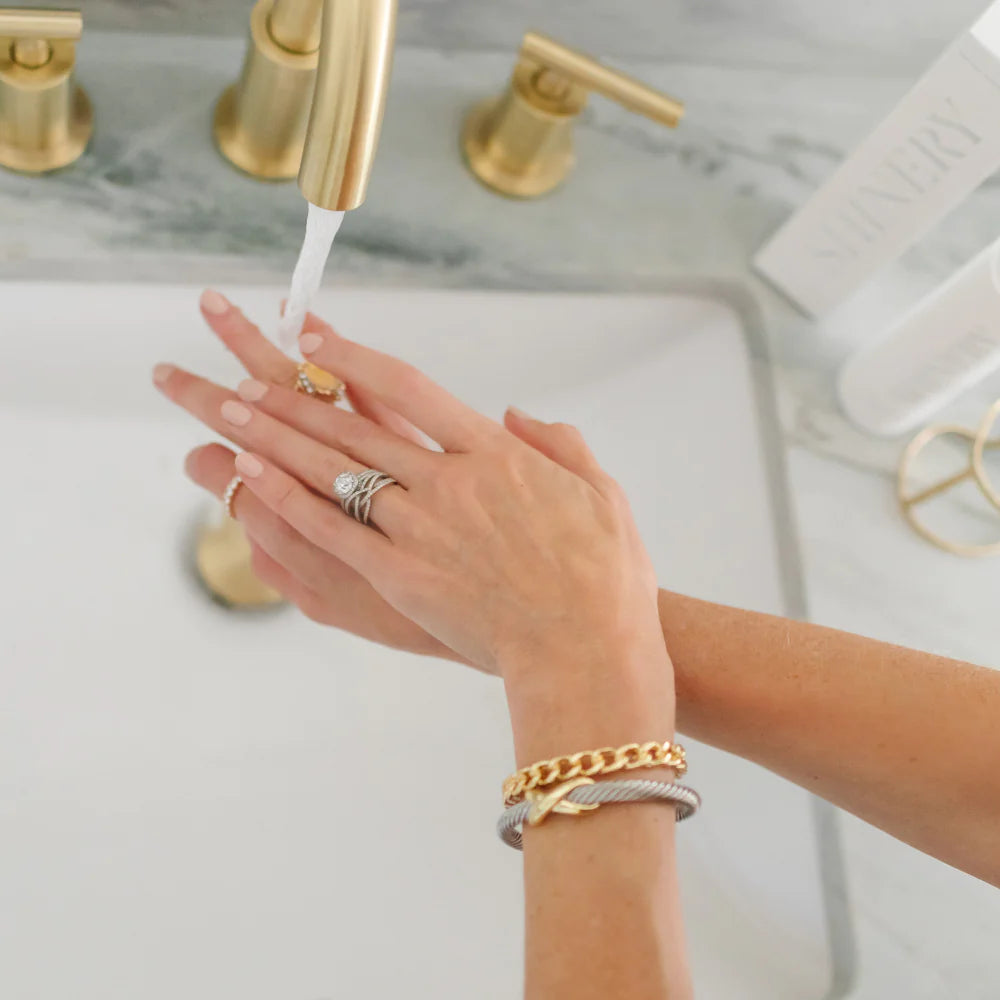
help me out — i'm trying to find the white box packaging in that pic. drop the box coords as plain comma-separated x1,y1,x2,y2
755,1,1000,317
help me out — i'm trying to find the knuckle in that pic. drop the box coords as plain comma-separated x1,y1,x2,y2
273,478,300,518
392,362,425,398
550,421,582,439
552,422,593,457
296,591,329,625
338,413,375,450
604,476,631,512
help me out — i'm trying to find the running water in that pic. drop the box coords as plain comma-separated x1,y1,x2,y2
277,203,346,353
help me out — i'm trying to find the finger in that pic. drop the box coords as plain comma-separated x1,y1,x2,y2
503,407,612,492
247,539,296,595
185,442,346,595
345,381,428,448
185,441,240,500
297,319,495,452
297,313,420,442
156,365,411,533
235,378,431,482
232,452,400,579
246,541,333,618
200,289,296,385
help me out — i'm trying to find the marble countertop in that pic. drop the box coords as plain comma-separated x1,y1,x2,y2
2,30,998,998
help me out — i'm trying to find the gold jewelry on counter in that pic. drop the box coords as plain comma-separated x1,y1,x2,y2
897,397,1000,557
503,739,687,806
223,475,244,519
295,361,344,402
971,398,1000,512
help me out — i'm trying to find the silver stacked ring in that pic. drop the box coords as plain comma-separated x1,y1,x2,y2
497,778,701,850
332,469,398,526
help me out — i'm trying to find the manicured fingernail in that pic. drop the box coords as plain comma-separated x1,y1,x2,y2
221,400,252,426
507,406,531,420
235,452,263,478
152,363,175,386
238,378,268,402
299,333,323,355
200,289,229,315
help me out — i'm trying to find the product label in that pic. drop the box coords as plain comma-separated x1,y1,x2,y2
811,98,982,264
754,42,1000,316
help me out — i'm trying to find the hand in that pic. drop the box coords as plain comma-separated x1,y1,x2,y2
154,297,672,705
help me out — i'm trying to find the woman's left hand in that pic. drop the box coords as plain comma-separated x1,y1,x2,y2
155,297,671,698
160,292,466,666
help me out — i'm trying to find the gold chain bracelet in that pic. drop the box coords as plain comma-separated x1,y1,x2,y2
503,740,687,806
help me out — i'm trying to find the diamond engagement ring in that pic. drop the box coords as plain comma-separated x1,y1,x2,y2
332,469,398,526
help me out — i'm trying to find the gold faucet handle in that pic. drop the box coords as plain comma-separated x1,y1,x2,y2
0,8,82,67
518,31,683,127
0,7,92,174
463,30,684,199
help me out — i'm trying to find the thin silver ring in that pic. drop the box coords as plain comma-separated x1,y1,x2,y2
497,779,701,850
332,469,398,526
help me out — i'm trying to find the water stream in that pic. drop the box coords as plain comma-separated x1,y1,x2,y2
276,203,346,353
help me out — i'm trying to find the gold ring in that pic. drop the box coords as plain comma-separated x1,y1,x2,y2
223,475,243,519
295,361,344,403
971,398,1000,513
897,420,1000,557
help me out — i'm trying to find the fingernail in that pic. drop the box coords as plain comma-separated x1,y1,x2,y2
221,400,252,426
235,452,263,478
152,363,175,386
200,289,229,315
507,406,532,420
237,378,268,402
299,333,323,355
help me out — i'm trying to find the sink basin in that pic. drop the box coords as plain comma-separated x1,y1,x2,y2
0,281,849,998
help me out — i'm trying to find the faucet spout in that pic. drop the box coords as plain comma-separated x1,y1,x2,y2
299,0,396,210
213,0,396,209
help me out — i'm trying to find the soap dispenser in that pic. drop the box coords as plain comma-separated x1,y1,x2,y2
0,7,92,173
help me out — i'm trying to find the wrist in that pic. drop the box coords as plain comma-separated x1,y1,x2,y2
501,634,676,768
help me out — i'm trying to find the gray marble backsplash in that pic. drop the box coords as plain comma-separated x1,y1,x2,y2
13,0,992,75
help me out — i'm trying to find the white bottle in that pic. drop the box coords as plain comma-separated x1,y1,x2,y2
838,235,1000,435
754,0,1000,317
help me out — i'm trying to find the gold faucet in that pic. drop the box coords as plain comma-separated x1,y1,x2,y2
463,32,683,199
199,0,397,609
0,7,93,173
214,0,397,209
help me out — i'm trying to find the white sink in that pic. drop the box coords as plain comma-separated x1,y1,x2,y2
0,282,849,998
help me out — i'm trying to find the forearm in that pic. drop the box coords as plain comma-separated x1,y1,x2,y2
504,638,692,1000
659,590,1000,884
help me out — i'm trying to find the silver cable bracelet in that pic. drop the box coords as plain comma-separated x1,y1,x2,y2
497,777,701,850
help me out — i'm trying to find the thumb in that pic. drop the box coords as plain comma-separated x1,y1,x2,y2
504,407,604,484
